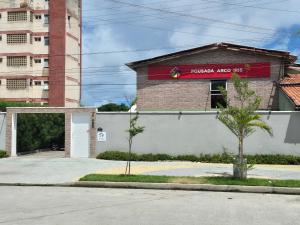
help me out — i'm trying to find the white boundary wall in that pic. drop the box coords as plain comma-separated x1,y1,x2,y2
96,111,300,156
0,113,6,151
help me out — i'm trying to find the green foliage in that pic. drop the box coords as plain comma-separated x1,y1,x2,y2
0,102,44,112
246,154,300,165
97,151,139,161
97,151,300,165
218,74,273,178
218,73,272,140
17,114,65,153
125,113,145,175
139,153,172,161
175,154,199,162
0,150,8,158
127,114,145,138
98,103,129,112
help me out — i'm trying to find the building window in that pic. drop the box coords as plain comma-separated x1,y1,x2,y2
34,81,42,86
44,14,49,24
34,58,41,63
34,37,41,42
8,11,27,22
35,15,42,20
0,58,2,63
44,37,49,45
7,79,27,89
30,12,33,22
210,80,227,109
0,35,2,41
7,56,27,67
30,57,33,67
43,81,49,85
68,15,71,27
7,34,27,44
44,59,49,68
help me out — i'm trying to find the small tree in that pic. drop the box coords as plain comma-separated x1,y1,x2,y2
125,98,145,175
98,103,129,112
218,73,272,179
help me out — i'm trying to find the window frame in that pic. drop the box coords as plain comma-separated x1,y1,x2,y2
44,36,49,46
7,11,27,22
7,56,27,67
6,79,27,89
44,14,49,24
7,33,27,44
210,80,227,109
43,58,49,68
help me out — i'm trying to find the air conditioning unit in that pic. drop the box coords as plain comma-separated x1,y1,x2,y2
43,85,49,91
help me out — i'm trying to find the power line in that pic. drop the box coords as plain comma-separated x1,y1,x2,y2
105,0,276,31
84,18,279,44
0,63,292,76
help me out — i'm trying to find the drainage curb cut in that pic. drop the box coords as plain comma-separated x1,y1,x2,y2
1,182,300,195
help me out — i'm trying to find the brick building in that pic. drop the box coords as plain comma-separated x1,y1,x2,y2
127,43,298,111
0,0,82,107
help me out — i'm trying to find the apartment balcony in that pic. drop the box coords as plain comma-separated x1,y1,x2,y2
0,84,49,99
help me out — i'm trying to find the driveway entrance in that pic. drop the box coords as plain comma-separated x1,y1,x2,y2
5,107,97,158
20,151,65,158
0,157,121,184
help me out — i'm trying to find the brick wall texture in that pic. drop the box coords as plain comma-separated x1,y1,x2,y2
136,49,284,111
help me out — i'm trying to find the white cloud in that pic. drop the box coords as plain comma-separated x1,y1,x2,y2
82,0,300,105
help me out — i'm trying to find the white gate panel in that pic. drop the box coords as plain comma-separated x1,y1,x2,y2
71,113,90,158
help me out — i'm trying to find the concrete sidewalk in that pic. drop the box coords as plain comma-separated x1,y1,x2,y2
0,156,299,185
96,161,300,180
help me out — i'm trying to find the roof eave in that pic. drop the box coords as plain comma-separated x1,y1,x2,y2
280,86,300,109
126,42,297,70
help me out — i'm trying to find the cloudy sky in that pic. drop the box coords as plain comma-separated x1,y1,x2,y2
81,0,300,106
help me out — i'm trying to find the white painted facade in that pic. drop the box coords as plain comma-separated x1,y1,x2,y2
0,0,81,106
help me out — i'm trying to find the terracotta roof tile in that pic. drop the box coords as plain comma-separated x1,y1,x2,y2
280,74,300,107
280,74,300,85
281,86,300,106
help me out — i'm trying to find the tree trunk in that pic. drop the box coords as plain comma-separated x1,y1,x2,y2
125,111,133,175
128,139,132,175
234,136,247,179
239,136,243,161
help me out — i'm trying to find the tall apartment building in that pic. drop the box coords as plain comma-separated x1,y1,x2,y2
0,0,82,107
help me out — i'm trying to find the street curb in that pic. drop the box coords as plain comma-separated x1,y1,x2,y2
72,181,300,195
1,182,300,195
0,183,72,187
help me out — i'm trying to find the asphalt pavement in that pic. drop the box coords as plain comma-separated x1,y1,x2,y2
0,186,299,225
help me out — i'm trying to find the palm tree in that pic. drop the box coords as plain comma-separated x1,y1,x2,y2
218,73,273,179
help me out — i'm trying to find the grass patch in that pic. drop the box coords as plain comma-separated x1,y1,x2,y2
0,150,8,158
80,174,300,188
97,151,300,165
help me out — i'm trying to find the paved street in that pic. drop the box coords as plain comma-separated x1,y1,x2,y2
0,186,299,225
0,153,300,184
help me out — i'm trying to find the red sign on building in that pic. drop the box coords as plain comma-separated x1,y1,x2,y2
148,62,271,80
